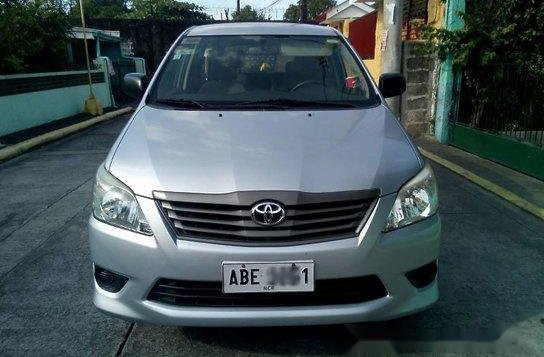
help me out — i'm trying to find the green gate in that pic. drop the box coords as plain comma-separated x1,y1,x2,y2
449,64,544,180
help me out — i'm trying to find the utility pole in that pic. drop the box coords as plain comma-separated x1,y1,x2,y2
236,0,240,13
380,0,404,116
299,0,308,22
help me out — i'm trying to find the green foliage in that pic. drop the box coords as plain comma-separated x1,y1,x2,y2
283,0,336,22
128,0,211,21
68,0,130,19
422,0,544,131
0,0,71,74
0,0,211,74
67,0,211,21
283,5,298,21
231,5,267,21
421,0,544,70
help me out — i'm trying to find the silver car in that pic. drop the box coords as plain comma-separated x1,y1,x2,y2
89,23,440,326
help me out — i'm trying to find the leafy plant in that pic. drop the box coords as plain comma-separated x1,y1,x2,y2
283,0,336,22
231,5,268,21
128,0,211,21
67,0,211,21
0,0,71,74
67,0,130,19
421,0,544,133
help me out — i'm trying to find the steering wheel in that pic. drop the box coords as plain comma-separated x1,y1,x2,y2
290,80,323,92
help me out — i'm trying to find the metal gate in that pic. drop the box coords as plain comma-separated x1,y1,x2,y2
448,64,544,180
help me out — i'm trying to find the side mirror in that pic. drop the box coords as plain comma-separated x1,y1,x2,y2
378,73,406,98
123,73,147,98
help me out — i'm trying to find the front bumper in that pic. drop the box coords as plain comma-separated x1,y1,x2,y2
89,193,441,326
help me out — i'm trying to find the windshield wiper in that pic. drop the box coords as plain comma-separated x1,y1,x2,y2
153,98,209,109
233,98,360,109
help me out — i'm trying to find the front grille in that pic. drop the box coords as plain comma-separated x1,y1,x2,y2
148,276,387,307
155,190,378,245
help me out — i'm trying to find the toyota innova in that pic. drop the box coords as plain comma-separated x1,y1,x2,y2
89,22,440,326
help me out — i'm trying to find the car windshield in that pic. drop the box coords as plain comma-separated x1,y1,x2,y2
149,35,380,109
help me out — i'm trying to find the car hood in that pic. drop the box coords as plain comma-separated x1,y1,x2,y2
109,105,422,198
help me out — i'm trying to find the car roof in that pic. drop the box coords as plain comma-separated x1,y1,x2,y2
185,22,339,37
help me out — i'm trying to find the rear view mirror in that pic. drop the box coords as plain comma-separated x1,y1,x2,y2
123,73,148,99
378,73,406,98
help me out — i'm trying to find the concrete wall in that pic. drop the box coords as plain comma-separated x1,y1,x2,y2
400,40,438,137
0,68,112,137
435,0,466,143
363,5,383,81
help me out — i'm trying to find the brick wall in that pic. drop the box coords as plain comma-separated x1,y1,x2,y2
400,40,438,137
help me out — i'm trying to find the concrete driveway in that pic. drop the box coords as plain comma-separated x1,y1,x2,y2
1,113,543,356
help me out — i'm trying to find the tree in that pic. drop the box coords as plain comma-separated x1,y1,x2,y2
129,0,211,21
231,5,267,21
422,0,544,70
283,0,336,22
67,0,211,21
422,0,544,130
68,0,130,19
283,5,298,21
0,0,70,74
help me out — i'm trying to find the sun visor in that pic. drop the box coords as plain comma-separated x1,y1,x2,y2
281,38,337,57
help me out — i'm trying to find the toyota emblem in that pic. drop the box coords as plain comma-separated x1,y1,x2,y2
250,201,285,226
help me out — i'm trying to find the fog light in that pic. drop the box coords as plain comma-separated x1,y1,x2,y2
94,265,128,293
405,261,437,288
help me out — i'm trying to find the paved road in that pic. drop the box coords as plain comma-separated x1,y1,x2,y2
1,114,543,356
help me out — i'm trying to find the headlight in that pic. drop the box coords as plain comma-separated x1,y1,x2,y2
92,164,153,235
384,162,438,232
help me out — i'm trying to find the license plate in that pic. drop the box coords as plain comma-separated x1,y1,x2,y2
222,261,314,293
